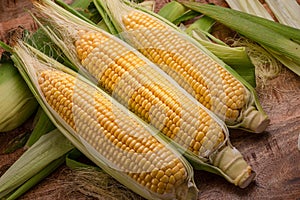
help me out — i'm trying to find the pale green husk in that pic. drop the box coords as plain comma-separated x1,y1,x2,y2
229,37,282,86
225,0,300,82
0,129,74,198
158,1,188,23
182,2,300,77
0,62,38,132
25,107,56,147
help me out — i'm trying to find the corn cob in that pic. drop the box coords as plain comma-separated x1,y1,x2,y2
12,42,197,200
32,0,255,188
96,0,270,133
40,69,190,194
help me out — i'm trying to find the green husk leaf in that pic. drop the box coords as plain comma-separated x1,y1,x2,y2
173,10,199,25
96,19,110,32
25,107,56,147
0,40,13,53
93,0,118,34
158,1,188,23
70,0,92,9
183,2,300,44
54,0,95,25
5,156,66,200
0,129,74,198
224,0,300,77
69,0,103,25
185,15,216,35
182,2,300,67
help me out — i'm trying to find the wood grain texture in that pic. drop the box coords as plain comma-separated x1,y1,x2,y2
0,0,299,199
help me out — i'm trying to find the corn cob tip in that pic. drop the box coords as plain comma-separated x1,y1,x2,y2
241,106,270,133
210,146,255,188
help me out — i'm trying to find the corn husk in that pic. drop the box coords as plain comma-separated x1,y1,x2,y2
157,1,188,23
25,107,56,147
224,0,300,83
0,129,74,198
182,2,300,77
0,61,38,132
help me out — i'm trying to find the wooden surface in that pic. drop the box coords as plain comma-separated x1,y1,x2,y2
0,0,300,199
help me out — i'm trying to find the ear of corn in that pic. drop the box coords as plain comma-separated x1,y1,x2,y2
95,0,270,133
11,41,198,200
31,0,255,188
0,61,38,132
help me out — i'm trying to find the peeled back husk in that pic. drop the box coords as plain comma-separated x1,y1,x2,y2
0,62,38,132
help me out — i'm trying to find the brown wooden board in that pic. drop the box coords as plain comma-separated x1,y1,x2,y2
0,0,300,199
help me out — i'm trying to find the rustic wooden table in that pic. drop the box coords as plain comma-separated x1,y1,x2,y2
1,0,299,199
